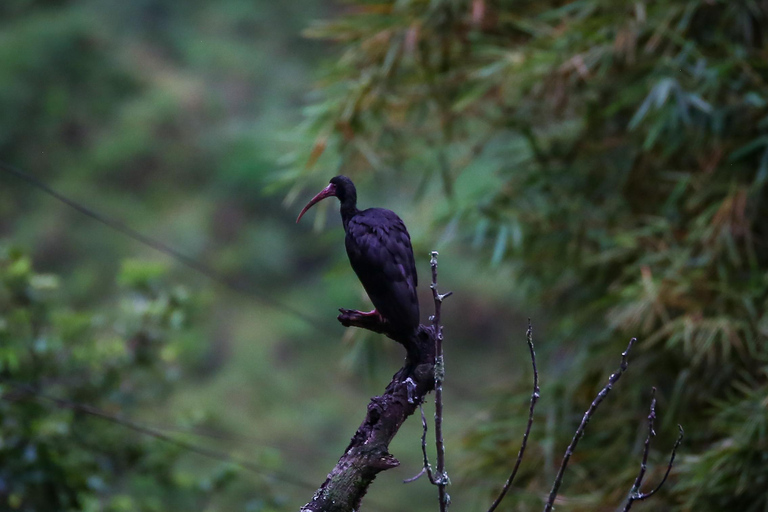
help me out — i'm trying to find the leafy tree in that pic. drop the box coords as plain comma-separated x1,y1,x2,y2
0,248,245,511
4,0,767,509
286,0,768,510
0,2,361,510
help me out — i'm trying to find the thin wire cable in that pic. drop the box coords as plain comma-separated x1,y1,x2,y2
1,380,399,512
0,161,336,336
0,378,317,489
141,422,330,457
0,163,405,512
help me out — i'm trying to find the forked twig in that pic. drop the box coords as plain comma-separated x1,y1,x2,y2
622,389,684,511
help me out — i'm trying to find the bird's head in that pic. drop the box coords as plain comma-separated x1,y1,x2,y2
296,175,357,223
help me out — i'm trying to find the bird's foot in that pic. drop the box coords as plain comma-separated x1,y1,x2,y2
337,308,424,357
338,308,387,332
355,309,385,321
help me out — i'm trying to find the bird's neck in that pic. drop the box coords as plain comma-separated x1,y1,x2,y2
340,202,358,229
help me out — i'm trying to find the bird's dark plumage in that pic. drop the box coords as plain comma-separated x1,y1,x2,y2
297,176,420,334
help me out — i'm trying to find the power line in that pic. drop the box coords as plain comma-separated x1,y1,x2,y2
0,163,406,512
138,422,331,457
0,379,399,512
1,379,318,490
0,161,337,337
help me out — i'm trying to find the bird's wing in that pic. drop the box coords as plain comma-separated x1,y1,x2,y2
386,213,418,289
345,209,419,330
346,209,417,287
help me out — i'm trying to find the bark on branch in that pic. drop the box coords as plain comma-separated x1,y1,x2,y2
300,314,437,512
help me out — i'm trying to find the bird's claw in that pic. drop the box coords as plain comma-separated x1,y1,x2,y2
337,308,388,332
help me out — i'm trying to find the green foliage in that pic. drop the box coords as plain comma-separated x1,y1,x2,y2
1,3,388,511
5,0,767,509
0,247,237,511
677,373,768,511
287,0,768,509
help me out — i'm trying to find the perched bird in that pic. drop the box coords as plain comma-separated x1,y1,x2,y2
296,176,420,335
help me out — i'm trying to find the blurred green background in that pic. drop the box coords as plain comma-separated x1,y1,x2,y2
2,1,768,511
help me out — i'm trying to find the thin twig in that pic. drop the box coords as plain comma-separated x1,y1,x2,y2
542,337,637,512
629,388,657,501
430,251,452,512
404,403,437,484
639,425,684,498
487,319,540,512
622,402,684,512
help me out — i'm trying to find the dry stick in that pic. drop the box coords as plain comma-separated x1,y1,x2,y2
487,319,540,512
430,251,453,512
624,425,683,508
628,388,658,504
622,389,684,512
542,337,637,512
403,403,437,484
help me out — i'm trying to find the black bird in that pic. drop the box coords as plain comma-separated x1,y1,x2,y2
296,176,420,335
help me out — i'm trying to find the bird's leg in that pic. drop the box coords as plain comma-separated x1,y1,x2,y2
355,309,385,320
337,308,387,332
339,308,385,322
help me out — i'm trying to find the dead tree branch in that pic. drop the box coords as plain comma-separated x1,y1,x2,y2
305,277,682,512
300,254,450,512
300,319,435,512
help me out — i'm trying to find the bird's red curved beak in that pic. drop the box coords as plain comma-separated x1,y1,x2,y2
296,183,337,223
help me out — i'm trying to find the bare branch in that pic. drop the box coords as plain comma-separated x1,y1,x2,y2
300,322,435,512
622,407,684,512
487,319,539,512
644,425,684,497
542,337,637,512
627,387,658,506
403,466,428,484
430,251,451,512
403,404,437,484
